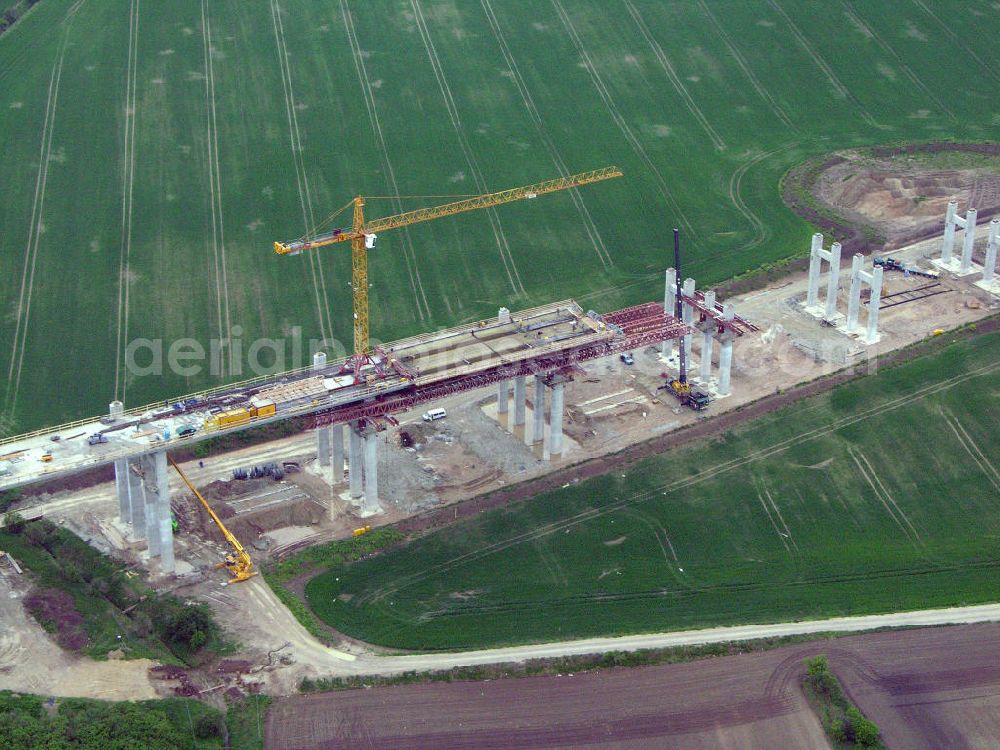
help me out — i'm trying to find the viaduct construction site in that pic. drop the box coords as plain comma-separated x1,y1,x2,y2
2,172,997,582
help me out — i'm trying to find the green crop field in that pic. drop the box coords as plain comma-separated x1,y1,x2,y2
1,0,998,432
306,331,1000,650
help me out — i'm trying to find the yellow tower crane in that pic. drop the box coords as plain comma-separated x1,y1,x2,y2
274,166,622,375
168,456,256,584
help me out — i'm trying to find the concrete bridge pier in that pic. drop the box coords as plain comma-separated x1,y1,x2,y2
149,451,175,573
513,376,527,437
115,452,174,573
348,423,364,503
317,426,331,466
532,375,546,445
331,424,345,484
362,429,381,516
661,268,676,357
497,380,510,423
548,380,566,458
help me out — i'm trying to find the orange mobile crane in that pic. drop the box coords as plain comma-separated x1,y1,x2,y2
274,167,622,377
168,456,256,583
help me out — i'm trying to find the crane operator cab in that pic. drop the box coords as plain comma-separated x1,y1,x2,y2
365,233,377,249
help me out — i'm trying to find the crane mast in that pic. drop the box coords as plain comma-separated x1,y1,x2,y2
274,166,622,376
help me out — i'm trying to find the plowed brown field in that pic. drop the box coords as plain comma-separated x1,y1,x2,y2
266,623,1000,749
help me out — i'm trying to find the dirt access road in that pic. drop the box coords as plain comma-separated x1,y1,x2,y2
224,567,1000,693
267,623,1000,750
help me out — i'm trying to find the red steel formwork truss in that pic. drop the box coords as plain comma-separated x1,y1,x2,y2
312,303,690,428
685,291,758,336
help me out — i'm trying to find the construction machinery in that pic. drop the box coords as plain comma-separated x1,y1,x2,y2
168,456,256,583
659,229,710,411
873,256,939,279
274,166,623,378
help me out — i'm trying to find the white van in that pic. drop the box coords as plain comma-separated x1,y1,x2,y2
421,407,447,422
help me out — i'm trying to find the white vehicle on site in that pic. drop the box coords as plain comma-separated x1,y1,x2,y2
421,408,447,422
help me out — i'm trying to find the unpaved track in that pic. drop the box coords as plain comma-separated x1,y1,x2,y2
266,623,1000,749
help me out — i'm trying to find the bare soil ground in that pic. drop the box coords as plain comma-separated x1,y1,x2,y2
265,623,1000,750
0,571,158,700
815,151,1000,251
267,648,828,750
785,142,1000,256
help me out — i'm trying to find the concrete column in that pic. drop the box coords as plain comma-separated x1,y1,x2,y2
700,289,716,383
806,233,824,308
941,201,958,264
141,455,161,557
115,458,131,523
513,376,526,429
363,432,380,514
700,331,714,382
661,268,676,357
846,254,864,333
331,424,345,483
497,380,510,416
317,426,331,466
532,375,546,444
682,278,695,363
824,242,842,320
549,383,565,457
983,220,999,284
960,208,978,274
127,457,146,538
718,340,734,396
153,451,174,573
866,266,884,344
348,425,364,501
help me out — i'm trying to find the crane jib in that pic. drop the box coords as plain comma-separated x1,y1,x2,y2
272,166,622,355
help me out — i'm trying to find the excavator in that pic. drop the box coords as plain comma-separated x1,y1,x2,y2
659,229,710,411
168,456,256,583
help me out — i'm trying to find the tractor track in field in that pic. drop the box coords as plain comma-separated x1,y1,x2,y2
550,0,695,241
754,478,791,554
766,0,879,129
200,0,233,374
269,0,335,343
939,408,1000,495
848,446,924,550
762,484,798,553
841,1,955,122
910,0,1000,86
694,0,794,130
362,357,1000,606
339,0,431,323
409,0,526,298
113,0,139,402
726,145,796,252
5,5,84,416
479,0,612,270
623,0,726,152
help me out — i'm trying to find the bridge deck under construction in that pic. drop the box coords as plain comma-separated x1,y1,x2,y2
0,299,699,491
